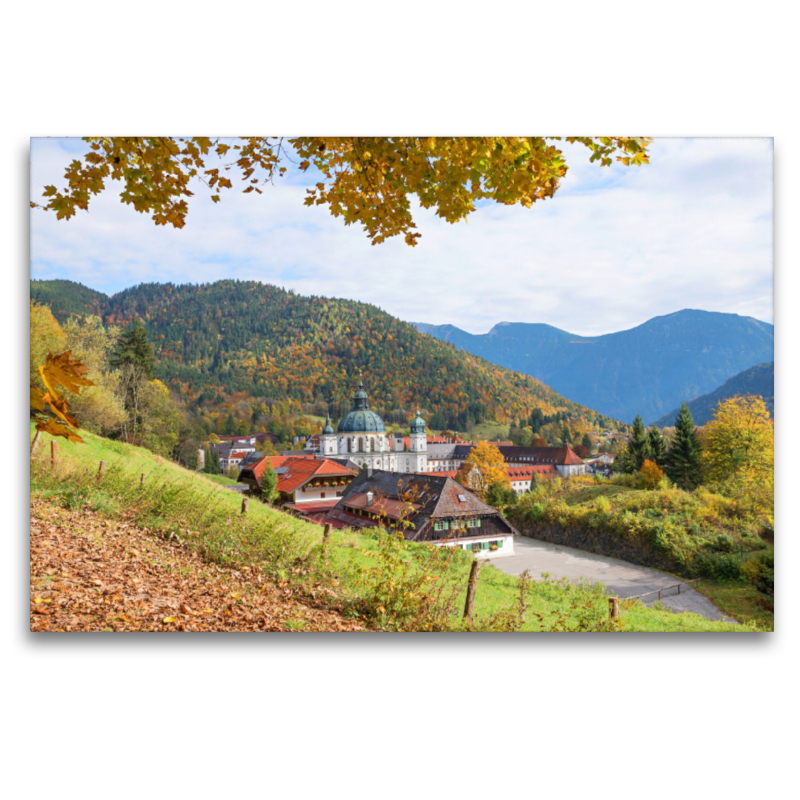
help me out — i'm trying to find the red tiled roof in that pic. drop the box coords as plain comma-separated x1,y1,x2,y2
228,451,248,459
248,455,355,493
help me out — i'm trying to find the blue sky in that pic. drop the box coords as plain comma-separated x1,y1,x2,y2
30,137,773,336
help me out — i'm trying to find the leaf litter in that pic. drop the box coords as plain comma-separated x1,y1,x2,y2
30,498,363,633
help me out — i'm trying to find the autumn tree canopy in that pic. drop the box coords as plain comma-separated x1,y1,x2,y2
700,395,774,512
457,440,509,501
32,136,651,246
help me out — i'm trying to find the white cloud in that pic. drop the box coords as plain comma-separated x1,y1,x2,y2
30,137,773,336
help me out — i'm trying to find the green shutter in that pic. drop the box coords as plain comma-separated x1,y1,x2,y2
477,519,481,528
481,541,489,550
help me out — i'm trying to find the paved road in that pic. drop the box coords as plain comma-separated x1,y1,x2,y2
489,535,737,623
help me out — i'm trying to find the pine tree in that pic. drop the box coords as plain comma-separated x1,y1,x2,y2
111,319,155,378
647,426,667,467
628,415,651,471
665,403,702,490
581,432,593,452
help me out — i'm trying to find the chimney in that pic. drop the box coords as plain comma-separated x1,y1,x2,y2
366,491,374,506
367,465,373,478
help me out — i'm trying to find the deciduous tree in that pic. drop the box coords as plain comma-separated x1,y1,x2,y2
34,137,651,246
700,395,773,513
457,440,509,501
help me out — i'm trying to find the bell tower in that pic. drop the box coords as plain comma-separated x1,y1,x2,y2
408,409,428,472
320,411,338,456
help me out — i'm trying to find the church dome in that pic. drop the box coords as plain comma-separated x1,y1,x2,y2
410,409,426,434
337,380,386,433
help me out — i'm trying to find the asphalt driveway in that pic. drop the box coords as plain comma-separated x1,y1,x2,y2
488,535,737,623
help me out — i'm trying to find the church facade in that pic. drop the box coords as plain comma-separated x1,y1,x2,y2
320,381,428,474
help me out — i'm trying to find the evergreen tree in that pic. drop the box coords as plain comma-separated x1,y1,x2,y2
581,432,593,451
628,415,651,471
259,461,278,503
111,319,155,378
647,425,667,467
664,403,702,490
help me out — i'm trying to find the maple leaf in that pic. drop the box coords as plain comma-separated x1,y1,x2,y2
39,351,94,396
35,417,84,443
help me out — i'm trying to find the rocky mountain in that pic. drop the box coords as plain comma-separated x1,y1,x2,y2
653,361,774,427
413,310,774,424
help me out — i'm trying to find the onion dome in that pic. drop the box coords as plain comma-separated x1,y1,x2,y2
322,411,334,435
337,380,386,433
410,409,426,434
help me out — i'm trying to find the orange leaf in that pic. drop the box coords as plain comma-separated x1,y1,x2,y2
39,351,94,396
35,417,84,443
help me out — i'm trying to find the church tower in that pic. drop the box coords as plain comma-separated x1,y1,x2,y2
320,411,338,456
408,410,428,473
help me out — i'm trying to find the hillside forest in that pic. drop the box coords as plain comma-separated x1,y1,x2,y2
30,279,626,464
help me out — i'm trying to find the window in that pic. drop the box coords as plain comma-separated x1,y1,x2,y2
321,492,326,499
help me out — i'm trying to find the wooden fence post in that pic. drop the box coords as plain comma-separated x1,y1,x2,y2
322,523,332,550
140,473,146,487
463,558,483,620
98,461,106,480
241,496,249,515
608,597,620,620
31,431,41,455
50,440,57,471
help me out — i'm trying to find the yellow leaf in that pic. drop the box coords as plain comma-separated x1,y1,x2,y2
163,616,176,623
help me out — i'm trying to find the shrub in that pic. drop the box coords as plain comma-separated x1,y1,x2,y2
695,551,742,581
640,460,664,490
713,533,735,553
526,502,545,522
742,551,774,597
594,496,612,515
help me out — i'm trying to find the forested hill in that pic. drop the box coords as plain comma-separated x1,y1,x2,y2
30,279,109,322
30,279,620,431
653,362,774,427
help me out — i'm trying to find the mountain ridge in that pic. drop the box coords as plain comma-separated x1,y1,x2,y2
652,362,774,427
411,309,774,424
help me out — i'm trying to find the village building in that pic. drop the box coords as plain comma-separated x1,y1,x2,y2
426,463,559,493
318,381,428,474
424,442,587,478
238,454,357,522
323,470,517,557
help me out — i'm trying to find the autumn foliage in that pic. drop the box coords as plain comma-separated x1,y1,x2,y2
34,137,651,246
457,440,509,501
30,351,94,442
639,459,664,490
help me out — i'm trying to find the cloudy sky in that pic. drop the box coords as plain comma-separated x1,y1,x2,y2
29,137,773,337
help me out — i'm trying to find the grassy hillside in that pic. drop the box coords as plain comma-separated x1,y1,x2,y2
29,426,745,632
653,362,774,427
30,279,620,433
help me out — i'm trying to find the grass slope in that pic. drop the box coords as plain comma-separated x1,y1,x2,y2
30,426,747,632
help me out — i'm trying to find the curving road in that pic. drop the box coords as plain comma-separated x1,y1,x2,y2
489,535,738,623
